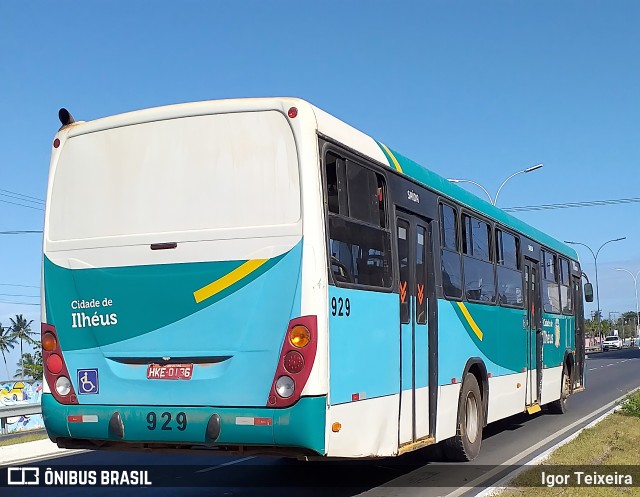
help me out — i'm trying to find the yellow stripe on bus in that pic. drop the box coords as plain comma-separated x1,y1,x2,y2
379,142,404,173
193,259,268,304
456,302,484,341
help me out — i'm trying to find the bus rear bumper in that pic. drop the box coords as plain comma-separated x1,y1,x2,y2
42,394,326,456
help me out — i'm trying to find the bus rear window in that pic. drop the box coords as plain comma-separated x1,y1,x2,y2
48,111,300,241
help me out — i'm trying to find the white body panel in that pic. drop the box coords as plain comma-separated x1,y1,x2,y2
540,366,563,405
326,395,399,457
435,383,461,441
486,373,528,423
313,107,389,166
399,389,412,444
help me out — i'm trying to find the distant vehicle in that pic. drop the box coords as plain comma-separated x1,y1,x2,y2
602,335,623,351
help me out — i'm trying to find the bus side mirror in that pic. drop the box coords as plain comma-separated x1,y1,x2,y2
584,283,594,302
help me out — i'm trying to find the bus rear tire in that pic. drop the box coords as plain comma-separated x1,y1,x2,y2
443,373,483,461
548,366,570,414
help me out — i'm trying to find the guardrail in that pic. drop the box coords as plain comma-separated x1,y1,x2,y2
0,404,42,435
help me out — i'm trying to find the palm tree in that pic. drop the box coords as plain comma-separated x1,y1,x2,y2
0,323,17,380
14,352,42,380
10,314,36,380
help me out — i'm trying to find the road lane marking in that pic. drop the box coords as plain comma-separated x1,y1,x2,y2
588,358,635,370
195,456,256,473
473,392,640,497
444,386,640,497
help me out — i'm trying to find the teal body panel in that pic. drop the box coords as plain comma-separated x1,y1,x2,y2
541,313,575,368
439,301,575,383
327,290,572,400
328,287,400,404
42,242,303,407
438,300,525,383
42,393,326,454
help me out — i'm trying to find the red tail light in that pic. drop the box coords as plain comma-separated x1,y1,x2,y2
267,316,317,408
42,323,78,405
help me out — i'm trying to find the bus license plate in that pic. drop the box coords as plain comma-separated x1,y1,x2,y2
146,363,193,380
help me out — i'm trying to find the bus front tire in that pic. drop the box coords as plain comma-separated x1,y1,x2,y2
443,373,483,461
548,366,570,414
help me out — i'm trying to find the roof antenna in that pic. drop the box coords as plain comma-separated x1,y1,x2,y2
58,108,75,128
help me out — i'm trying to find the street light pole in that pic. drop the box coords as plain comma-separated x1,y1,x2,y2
613,268,640,338
448,163,543,206
445,179,493,203
493,164,544,205
565,237,626,349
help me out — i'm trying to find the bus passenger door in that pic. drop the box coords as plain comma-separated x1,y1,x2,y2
397,213,432,446
524,259,543,408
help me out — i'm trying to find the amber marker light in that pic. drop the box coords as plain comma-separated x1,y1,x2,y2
289,325,310,348
42,332,57,352
332,422,342,433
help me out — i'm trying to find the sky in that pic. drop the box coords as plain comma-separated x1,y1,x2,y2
1,1,639,378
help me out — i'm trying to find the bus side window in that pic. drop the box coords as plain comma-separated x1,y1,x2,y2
440,203,462,299
326,152,392,290
496,229,523,307
560,258,573,314
542,250,561,314
461,214,496,304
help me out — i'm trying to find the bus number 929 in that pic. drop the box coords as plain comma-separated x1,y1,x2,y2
146,411,187,431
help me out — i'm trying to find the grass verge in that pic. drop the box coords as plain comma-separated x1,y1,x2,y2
498,390,640,496
0,431,48,447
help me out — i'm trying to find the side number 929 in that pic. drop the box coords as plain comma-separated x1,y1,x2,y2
331,297,350,317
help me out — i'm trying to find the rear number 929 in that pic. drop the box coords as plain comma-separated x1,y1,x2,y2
146,411,187,431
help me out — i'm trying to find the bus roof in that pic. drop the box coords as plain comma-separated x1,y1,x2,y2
310,100,577,261
375,145,578,260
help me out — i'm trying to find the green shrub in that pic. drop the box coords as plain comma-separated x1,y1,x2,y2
619,391,640,417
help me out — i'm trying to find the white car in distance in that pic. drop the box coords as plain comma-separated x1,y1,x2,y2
602,335,623,351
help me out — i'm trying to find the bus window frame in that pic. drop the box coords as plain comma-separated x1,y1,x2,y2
438,200,464,301
460,209,497,306
541,248,562,315
559,256,573,316
495,225,525,309
321,142,394,293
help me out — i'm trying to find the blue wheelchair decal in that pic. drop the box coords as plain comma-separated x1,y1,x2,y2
77,369,99,395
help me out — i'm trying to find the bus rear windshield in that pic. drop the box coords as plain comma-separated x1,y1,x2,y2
48,111,300,241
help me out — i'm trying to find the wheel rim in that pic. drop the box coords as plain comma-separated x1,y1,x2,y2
465,393,479,443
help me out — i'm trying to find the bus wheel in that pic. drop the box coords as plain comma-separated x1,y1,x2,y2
443,373,483,461
548,366,570,414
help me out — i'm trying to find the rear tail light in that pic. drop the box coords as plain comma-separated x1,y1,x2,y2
275,376,295,398
46,354,63,374
289,325,311,348
42,332,57,351
55,376,72,396
267,316,317,408
42,323,78,405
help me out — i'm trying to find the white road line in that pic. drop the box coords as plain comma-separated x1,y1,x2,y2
444,386,640,497
474,401,630,497
194,456,256,473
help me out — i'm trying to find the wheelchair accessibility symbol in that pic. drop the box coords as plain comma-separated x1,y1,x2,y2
77,369,99,395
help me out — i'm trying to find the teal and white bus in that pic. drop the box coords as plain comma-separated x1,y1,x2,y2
42,98,591,461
